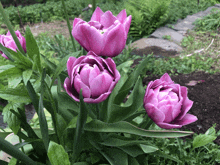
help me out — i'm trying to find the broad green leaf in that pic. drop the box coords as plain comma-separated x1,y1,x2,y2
139,144,158,153
0,132,12,139
22,69,33,85
128,156,140,165
6,48,32,69
85,120,193,138
0,65,22,79
3,102,23,134
25,26,40,60
0,85,31,103
107,77,145,123
48,141,70,165
8,75,22,88
0,43,14,61
38,70,49,150
193,134,217,149
9,157,17,165
26,81,39,113
114,57,149,104
117,60,133,74
73,163,89,165
0,137,37,165
73,90,88,159
118,145,144,157
56,114,67,144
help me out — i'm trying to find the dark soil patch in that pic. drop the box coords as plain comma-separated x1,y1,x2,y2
143,71,220,144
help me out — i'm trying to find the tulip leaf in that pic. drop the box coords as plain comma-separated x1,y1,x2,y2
25,26,41,72
128,156,140,165
8,75,22,88
0,42,13,61
38,69,49,151
2,102,23,134
114,57,149,104
22,69,33,86
107,77,145,123
6,48,32,69
48,141,70,165
118,145,145,157
26,81,39,113
72,163,89,165
0,85,31,103
0,65,22,80
85,120,193,138
73,90,88,160
0,137,37,165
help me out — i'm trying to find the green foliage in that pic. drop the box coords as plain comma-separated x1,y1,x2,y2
166,0,217,25
140,54,216,78
125,0,171,40
193,8,220,32
0,0,88,25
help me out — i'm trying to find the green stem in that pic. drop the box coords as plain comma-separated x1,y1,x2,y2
92,0,96,12
0,2,25,55
61,0,76,52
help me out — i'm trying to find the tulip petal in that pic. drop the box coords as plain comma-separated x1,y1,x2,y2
74,23,104,55
80,65,92,86
84,92,111,103
176,86,193,120
67,56,77,77
89,64,101,85
102,23,126,57
91,7,104,22
74,75,91,98
156,122,182,129
174,114,198,126
90,73,113,98
123,15,132,36
117,9,127,24
159,104,174,123
64,77,79,102
73,18,84,28
145,103,165,123
100,11,117,28
160,73,174,84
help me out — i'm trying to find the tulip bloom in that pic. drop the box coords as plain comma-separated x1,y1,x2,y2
144,73,198,129
72,7,132,57
64,51,120,103
0,30,26,59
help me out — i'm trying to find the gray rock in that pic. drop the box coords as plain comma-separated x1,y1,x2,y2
150,27,184,44
173,19,195,31
203,6,220,15
131,38,183,57
215,4,220,8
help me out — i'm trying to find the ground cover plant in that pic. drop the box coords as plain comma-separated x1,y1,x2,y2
0,0,220,164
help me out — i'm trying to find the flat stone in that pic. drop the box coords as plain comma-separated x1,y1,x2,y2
131,38,183,53
203,6,220,15
184,15,200,23
150,27,184,44
215,4,220,8
173,20,195,31
193,11,207,17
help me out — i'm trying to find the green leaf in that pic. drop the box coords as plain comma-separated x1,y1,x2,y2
139,144,158,153
0,159,8,165
25,26,39,60
0,137,37,165
3,102,23,134
73,90,88,160
85,120,193,138
128,156,140,165
107,77,145,123
9,157,17,165
193,134,217,149
26,81,39,113
114,57,149,104
0,43,13,61
72,163,89,165
22,69,33,86
116,60,134,74
48,141,70,165
118,145,144,157
25,26,41,72
8,75,22,88
0,65,22,80
0,85,31,103
153,150,182,163
38,70,49,151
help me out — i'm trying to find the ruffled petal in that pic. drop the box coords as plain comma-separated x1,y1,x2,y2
64,77,79,102
90,73,113,98
160,73,174,85
145,103,165,123
173,114,198,126
100,11,117,28
156,122,182,129
74,75,91,98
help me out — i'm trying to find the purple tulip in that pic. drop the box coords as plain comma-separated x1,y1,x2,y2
64,51,120,103
72,7,132,57
143,73,198,129
0,30,26,59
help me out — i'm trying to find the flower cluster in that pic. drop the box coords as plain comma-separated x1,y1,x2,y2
0,30,26,59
